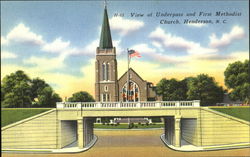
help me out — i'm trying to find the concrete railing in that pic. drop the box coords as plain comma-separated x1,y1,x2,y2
56,100,200,109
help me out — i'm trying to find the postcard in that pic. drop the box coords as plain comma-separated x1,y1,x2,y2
1,0,249,157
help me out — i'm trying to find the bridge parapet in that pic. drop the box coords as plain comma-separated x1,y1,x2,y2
56,100,200,109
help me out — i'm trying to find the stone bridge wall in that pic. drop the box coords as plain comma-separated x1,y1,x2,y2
199,108,250,146
2,109,57,149
59,120,77,148
181,118,199,146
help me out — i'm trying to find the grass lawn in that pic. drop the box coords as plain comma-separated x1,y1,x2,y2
94,123,164,129
210,107,250,122
1,108,51,127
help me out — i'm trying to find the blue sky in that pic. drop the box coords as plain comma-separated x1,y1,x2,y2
1,0,249,98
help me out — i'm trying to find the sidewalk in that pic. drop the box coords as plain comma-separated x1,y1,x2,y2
160,134,250,152
2,135,98,154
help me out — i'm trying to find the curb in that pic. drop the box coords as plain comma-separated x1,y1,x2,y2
160,134,203,152
2,135,98,154
160,134,250,152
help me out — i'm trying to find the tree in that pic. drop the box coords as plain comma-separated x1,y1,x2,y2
1,70,32,108
37,87,62,107
1,70,31,94
31,78,62,108
187,74,224,106
2,92,19,108
13,81,32,108
224,60,250,103
156,78,188,101
30,78,49,100
1,86,5,103
68,91,95,102
1,70,62,108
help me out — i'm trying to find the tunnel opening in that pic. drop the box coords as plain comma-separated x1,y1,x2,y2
163,116,175,145
60,120,78,148
94,116,164,129
69,116,198,149
181,118,198,146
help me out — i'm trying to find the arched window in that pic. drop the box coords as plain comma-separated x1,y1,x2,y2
122,81,140,102
102,62,109,81
102,63,106,81
106,63,109,80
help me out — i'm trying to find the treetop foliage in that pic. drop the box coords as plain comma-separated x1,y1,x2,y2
187,74,224,106
1,70,62,108
68,91,95,102
156,74,224,106
224,60,249,103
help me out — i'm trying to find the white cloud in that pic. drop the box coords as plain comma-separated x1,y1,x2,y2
1,36,8,45
41,37,86,58
187,23,206,28
229,51,249,60
209,26,245,48
4,23,45,46
2,23,123,59
113,40,123,55
1,51,17,59
149,27,217,55
187,45,217,55
23,55,65,71
42,38,94,57
131,43,185,64
110,17,144,36
195,53,233,61
42,38,70,53
71,39,123,56
132,43,156,54
152,41,163,51
81,39,99,55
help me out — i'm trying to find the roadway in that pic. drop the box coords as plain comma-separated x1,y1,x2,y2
2,129,250,157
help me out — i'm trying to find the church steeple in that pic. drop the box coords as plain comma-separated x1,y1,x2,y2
95,2,118,102
99,5,113,49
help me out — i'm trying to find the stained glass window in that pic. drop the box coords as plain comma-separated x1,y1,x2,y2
122,81,140,102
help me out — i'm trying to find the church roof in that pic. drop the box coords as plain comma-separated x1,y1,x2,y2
118,68,146,82
99,6,113,49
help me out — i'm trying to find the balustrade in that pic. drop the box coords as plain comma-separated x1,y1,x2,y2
56,100,200,109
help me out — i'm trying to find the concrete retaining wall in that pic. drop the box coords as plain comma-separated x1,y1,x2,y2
181,118,198,146
1,109,57,149
60,120,77,148
84,118,94,146
199,108,250,146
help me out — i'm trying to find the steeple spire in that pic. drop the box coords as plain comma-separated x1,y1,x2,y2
99,2,113,49
104,0,107,9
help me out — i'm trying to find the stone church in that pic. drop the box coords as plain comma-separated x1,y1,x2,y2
95,6,159,102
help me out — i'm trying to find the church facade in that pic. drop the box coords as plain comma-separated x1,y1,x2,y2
95,6,159,102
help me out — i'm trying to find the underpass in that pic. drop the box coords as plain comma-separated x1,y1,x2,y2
2,101,250,152
2,129,249,157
